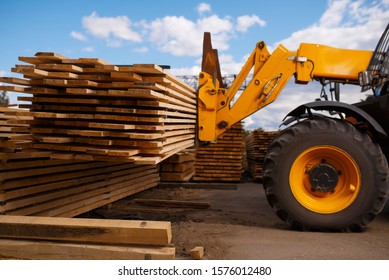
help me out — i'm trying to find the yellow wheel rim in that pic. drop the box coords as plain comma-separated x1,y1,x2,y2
289,145,361,214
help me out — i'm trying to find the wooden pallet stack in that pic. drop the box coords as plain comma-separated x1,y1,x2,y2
0,107,160,217
193,122,245,182
159,149,195,182
0,215,175,259
245,129,278,182
0,52,196,164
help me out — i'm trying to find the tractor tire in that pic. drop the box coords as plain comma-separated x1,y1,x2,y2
263,117,389,232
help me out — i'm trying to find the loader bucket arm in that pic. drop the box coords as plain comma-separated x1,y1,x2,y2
197,32,296,142
197,30,374,142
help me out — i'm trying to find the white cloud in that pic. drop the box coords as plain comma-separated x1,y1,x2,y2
142,13,264,57
142,15,235,56
219,54,248,74
319,0,350,28
82,12,142,45
70,31,87,41
0,70,6,77
274,0,389,50
78,8,265,56
236,15,266,32
197,2,211,15
144,16,200,56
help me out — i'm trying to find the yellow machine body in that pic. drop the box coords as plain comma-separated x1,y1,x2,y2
197,36,372,141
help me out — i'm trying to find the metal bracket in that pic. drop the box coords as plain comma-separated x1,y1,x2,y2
259,74,282,102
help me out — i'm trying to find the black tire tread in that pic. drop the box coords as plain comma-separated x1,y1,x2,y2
263,117,389,232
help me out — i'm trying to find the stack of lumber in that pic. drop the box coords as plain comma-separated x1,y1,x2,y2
0,52,196,164
0,106,33,151
0,159,159,217
245,129,278,182
159,149,195,182
0,107,160,217
193,122,245,182
0,215,175,259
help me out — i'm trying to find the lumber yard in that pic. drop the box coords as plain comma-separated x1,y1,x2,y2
1,20,389,260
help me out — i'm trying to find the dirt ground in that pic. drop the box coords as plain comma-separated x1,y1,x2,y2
88,177,389,260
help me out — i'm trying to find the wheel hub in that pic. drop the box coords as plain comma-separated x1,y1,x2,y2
308,163,339,192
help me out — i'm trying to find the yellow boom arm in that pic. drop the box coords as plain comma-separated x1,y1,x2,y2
197,33,372,141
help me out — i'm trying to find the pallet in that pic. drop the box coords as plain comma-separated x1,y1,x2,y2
0,52,196,164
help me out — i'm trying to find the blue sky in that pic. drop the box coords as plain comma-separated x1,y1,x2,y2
1,0,389,130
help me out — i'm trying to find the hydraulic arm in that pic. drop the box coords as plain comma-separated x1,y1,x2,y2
197,32,372,141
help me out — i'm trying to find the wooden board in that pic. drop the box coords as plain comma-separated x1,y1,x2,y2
0,238,175,260
0,215,172,246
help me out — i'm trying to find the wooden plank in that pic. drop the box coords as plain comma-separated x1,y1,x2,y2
190,246,205,260
0,77,30,86
61,57,111,66
18,52,67,64
110,72,142,81
0,215,172,246
118,64,164,75
36,63,84,73
35,52,68,60
0,238,175,260
0,85,26,93
11,67,49,77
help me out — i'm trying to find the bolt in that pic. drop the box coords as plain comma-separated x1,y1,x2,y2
258,41,265,49
217,121,228,129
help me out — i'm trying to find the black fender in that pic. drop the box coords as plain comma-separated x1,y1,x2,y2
282,100,387,138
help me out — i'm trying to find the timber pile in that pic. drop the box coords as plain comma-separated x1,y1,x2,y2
0,107,160,217
0,215,175,259
0,106,33,151
193,122,245,182
0,52,196,164
245,129,278,181
159,149,195,182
